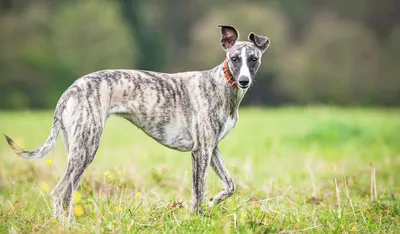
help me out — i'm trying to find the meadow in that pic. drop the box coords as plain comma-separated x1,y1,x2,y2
0,107,399,233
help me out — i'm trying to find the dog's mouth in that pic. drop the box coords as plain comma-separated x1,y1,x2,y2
238,84,249,89
237,82,250,89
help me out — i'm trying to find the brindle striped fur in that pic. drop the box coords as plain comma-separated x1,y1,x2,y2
5,25,270,219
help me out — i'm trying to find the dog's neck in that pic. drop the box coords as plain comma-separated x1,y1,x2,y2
208,61,247,117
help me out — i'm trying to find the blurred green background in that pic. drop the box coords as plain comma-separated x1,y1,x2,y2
0,0,399,109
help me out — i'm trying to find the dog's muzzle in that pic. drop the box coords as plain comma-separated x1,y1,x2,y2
238,76,250,89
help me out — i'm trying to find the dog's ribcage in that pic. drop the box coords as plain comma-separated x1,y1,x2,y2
60,69,244,152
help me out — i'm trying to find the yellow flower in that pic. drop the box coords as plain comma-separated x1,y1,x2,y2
74,205,84,217
103,171,110,177
115,206,122,211
46,159,52,165
74,191,82,202
351,226,357,232
240,213,246,219
136,192,141,197
39,181,49,193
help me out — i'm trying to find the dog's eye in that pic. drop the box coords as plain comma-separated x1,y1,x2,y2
231,56,238,62
251,57,258,62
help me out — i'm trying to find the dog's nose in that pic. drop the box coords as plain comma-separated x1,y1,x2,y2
238,76,250,87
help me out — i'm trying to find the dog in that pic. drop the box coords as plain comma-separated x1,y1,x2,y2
5,25,270,218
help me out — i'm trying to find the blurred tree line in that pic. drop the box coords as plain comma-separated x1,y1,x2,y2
0,0,399,109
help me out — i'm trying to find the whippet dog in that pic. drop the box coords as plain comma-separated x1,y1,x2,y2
5,25,270,218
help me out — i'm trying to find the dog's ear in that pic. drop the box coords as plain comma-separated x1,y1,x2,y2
248,32,270,52
218,25,239,50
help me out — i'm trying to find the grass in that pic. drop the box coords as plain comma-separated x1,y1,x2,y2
0,107,399,233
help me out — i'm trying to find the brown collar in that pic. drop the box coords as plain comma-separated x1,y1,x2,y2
222,58,238,88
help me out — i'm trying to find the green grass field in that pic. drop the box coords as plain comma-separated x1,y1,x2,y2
0,107,399,233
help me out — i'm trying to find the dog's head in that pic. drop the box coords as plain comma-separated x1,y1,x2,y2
219,25,270,89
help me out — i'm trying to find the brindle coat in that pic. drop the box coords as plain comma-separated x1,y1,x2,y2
5,25,270,218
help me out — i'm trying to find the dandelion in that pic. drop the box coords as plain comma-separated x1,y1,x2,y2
74,191,82,203
74,205,84,217
103,171,110,177
136,192,141,198
46,159,52,165
240,213,246,219
39,181,49,193
351,226,357,232
115,206,122,211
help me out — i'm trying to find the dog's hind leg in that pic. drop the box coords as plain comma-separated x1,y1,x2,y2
61,127,70,154
208,148,236,207
50,119,103,220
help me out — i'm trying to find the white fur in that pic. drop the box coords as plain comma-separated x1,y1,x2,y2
62,97,75,133
219,115,237,141
238,47,251,86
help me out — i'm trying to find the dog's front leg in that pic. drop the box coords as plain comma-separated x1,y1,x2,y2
191,148,212,214
208,147,236,207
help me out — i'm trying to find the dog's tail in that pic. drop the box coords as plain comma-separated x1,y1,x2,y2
4,118,61,160
4,94,69,160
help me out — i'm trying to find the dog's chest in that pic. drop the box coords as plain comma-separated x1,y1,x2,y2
218,115,237,141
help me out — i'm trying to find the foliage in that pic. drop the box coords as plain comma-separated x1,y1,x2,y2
0,0,137,109
0,0,399,108
280,13,384,105
52,0,137,76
